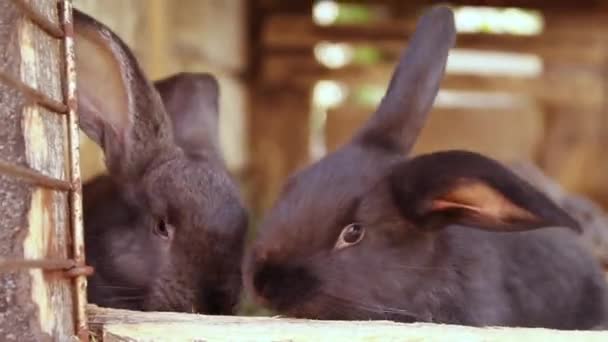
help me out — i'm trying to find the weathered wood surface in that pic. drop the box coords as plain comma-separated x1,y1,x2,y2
263,14,606,66
246,84,311,214
263,55,603,111
294,0,608,11
325,105,544,163
0,1,76,341
88,305,608,342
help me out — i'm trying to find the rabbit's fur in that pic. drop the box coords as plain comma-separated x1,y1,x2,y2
244,6,608,329
75,10,247,314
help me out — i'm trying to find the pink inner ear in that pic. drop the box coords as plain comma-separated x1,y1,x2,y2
75,26,132,135
431,199,483,213
430,182,538,222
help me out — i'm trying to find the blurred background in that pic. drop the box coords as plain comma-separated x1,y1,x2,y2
73,0,608,233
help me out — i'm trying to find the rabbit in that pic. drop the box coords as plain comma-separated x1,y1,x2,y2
74,10,247,314
243,6,608,329
509,161,608,269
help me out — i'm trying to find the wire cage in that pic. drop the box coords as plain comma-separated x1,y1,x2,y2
0,0,88,340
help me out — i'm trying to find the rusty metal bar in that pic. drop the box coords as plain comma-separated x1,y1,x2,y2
0,257,94,277
60,1,89,341
0,159,73,191
0,257,76,272
0,71,68,114
13,0,65,39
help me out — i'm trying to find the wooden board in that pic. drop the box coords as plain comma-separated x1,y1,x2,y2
262,14,606,66
88,305,608,342
262,54,604,109
329,0,607,11
324,104,544,163
0,1,76,341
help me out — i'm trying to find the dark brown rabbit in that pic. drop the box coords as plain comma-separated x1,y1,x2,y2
244,6,608,329
75,10,247,314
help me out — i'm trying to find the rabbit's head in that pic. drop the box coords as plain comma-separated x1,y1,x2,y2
244,6,580,321
76,11,247,313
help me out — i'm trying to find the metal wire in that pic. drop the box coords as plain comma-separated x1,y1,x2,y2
60,1,90,341
0,159,73,191
0,257,76,271
0,71,68,114
13,0,65,39
0,257,94,278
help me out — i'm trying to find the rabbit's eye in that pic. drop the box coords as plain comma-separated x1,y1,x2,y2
154,218,170,239
335,223,365,250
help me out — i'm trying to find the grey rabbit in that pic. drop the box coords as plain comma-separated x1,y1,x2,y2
244,6,608,329
509,161,608,269
74,10,247,314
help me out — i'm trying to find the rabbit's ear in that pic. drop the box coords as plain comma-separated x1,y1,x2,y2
154,73,221,158
389,150,581,233
356,6,456,154
74,10,174,181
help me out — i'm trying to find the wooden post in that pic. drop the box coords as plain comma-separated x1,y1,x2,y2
244,1,314,217
0,1,79,341
247,84,312,215
595,59,608,207
536,12,607,194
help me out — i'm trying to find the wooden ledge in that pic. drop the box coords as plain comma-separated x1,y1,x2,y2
87,305,608,342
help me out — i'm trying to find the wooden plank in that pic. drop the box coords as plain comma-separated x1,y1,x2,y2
87,305,608,342
23,0,61,27
257,0,313,13
325,105,544,163
334,0,607,11
538,104,603,193
169,0,247,76
262,14,606,66
441,0,607,9
262,54,604,109
18,7,75,342
0,1,76,341
0,5,37,342
3,2,64,104
442,72,603,109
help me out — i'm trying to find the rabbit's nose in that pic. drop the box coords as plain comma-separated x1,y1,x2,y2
252,261,319,310
196,287,234,315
